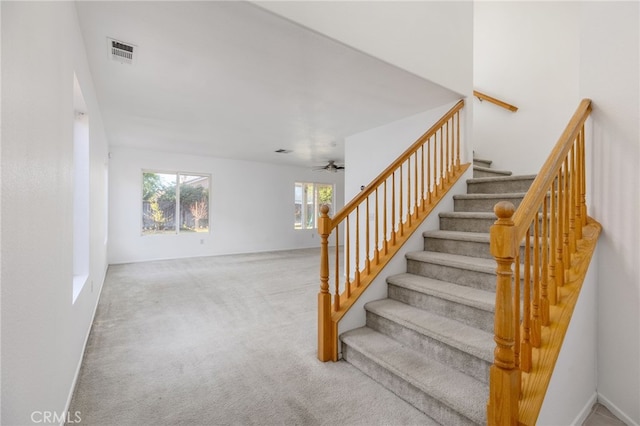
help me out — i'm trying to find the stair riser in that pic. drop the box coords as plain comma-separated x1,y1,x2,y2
406,260,496,292
439,217,495,233
424,238,528,262
366,312,491,384
454,196,525,213
342,344,481,426
467,178,535,194
472,159,491,168
425,238,491,259
473,169,511,178
388,284,494,333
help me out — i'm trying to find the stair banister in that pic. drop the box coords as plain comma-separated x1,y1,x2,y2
487,99,600,425
318,99,471,362
474,90,519,112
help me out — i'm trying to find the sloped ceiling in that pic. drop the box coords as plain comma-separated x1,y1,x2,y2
76,1,460,168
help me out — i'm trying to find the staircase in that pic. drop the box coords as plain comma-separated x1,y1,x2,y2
340,158,536,425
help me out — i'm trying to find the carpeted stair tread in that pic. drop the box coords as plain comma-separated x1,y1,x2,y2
423,230,532,248
341,327,487,424
472,157,492,167
387,273,495,312
406,251,496,275
467,174,537,184
365,299,494,363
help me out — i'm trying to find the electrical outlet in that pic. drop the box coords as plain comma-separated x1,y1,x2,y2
200,239,204,244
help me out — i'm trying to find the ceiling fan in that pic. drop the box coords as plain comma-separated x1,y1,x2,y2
312,160,345,173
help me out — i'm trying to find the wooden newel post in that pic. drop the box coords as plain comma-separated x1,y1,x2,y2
317,204,334,362
488,202,519,425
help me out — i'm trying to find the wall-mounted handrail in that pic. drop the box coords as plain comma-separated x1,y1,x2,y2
318,100,471,361
474,90,518,112
487,99,601,424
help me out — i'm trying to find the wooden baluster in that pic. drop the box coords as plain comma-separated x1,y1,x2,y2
317,204,333,361
514,251,521,386
392,173,396,245
375,188,380,265
355,206,360,286
445,121,450,183
384,180,388,255
580,125,587,227
399,165,404,236
456,111,461,170
448,117,453,176
488,201,519,425
556,168,565,288
569,148,577,254
575,135,583,240
433,134,439,198
415,151,419,219
345,216,351,297
440,128,445,190
521,227,532,373
407,160,412,228
427,137,433,203
334,227,340,310
421,145,426,213
549,176,558,305
541,194,550,326
562,158,570,282
365,196,370,275
531,213,541,348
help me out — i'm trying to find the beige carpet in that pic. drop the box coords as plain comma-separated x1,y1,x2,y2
68,248,436,425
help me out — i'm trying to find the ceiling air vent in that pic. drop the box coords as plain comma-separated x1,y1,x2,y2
107,38,136,65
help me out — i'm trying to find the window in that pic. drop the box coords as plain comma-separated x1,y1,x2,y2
73,73,89,303
142,171,210,235
294,182,334,229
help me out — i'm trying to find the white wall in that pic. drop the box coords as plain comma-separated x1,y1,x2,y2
537,256,598,425
345,101,463,202
254,1,473,96
474,2,581,174
254,0,475,190
580,3,640,425
108,147,344,264
1,2,109,424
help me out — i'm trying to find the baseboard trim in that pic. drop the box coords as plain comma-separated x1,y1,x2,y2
598,393,639,426
60,265,108,426
571,392,597,425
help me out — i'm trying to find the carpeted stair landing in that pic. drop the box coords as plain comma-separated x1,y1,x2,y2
340,158,535,425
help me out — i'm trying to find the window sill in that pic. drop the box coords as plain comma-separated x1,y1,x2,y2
72,274,89,304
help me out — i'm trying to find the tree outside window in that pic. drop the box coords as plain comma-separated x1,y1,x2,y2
294,182,333,230
142,171,210,235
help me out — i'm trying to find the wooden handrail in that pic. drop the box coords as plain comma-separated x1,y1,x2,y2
512,99,591,238
474,90,518,112
487,99,601,424
318,100,471,362
332,100,465,225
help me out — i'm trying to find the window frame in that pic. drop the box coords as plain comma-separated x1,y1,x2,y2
294,181,334,230
141,169,211,236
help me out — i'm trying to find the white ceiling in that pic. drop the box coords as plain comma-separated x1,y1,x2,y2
76,1,460,168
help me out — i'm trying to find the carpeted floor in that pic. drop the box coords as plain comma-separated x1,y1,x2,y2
68,248,436,426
